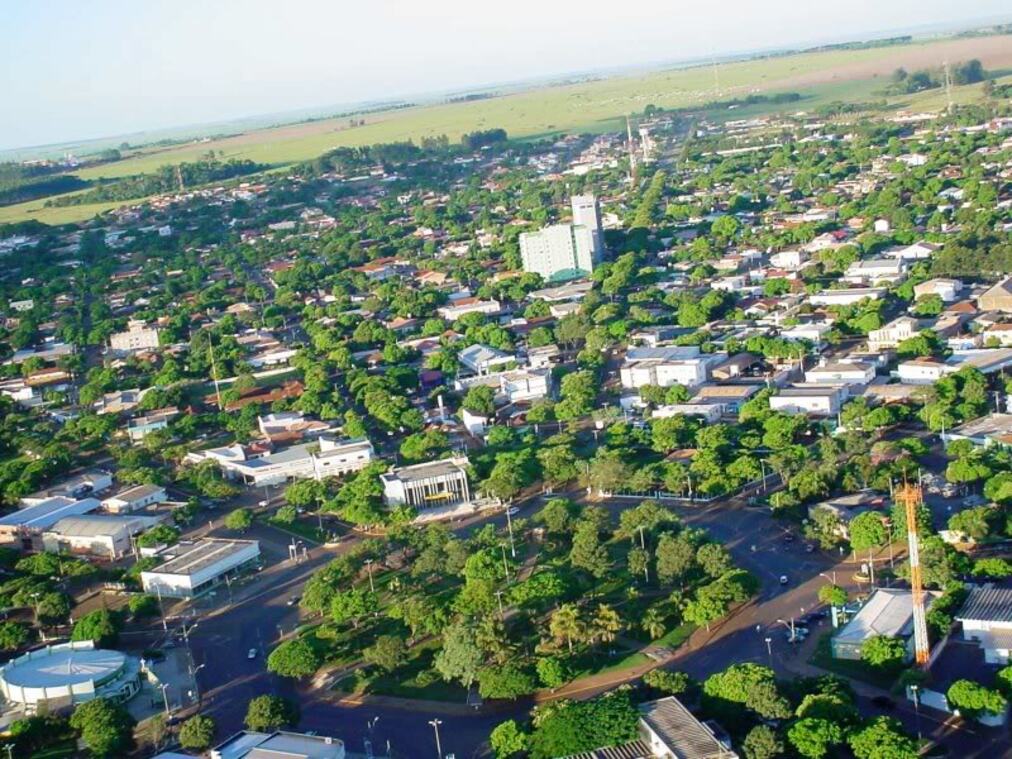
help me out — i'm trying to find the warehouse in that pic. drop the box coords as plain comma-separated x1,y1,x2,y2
0,497,101,549
141,539,260,598
42,514,160,559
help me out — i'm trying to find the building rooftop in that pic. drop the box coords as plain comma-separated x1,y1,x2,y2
212,730,344,759
957,585,1012,624
836,588,940,645
151,539,258,577
1,643,126,689
0,497,100,529
949,413,1012,439
46,514,158,537
640,697,736,759
106,483,165,502
381,457,469,484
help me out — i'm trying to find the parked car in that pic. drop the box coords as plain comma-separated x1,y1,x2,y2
507,506,520,516
248,648,257,659
779,575,789,585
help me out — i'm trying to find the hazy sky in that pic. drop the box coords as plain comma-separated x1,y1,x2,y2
3,0,1008,150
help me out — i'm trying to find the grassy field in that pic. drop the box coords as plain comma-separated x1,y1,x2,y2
3,35,1010,227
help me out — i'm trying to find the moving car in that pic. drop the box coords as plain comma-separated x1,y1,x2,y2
779,575,789,585
248,648,257,659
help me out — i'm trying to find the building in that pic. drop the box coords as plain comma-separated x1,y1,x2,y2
943,414,1012,448
22,470,112,505
141,539,261,598
127,408,177,443
458,344,515,376
520,223,596,282
620,347,719,390
437,297,500,321
979,276,1012,313
191,437,375,486
567,696,737,759
0,641,141,714
832,588,939,661
108,320,160,352
843,258,907,285
897,357,948,385
528,280,594,303
42,514,159,559
807,492,887,539
499,368,552,403
868,316,920,351
956,585,1012,664
804,360,875,386
769,386,846,416
691,384,762,414
571,194,604,258
0,497,101,549
101,484,167,514
808,288,885,306
914,278,963,303
211,730,345,759
381,457,471,509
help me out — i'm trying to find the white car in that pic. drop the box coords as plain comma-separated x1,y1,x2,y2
779,575,789,586
507,506,520,516
248,648,257,659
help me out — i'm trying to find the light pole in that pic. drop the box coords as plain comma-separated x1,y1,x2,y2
428,718,443,758
495,590,505,620
158,683,171,716
911,685,922,742
364,559,376,593
504,505,516,558
638,526,649,583
500,544,510,582
764,636,773,666
777,617,796,640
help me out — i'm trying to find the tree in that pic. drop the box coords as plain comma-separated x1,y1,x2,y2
478,662,538,699
549,604,586,653
528,691,639,759
643,669,692,695
490,719,529,758
69,698,136,758
742,724,784,759
463,385,495,416
128,593,159,619
861,635,906,672
702,663,791,720
0,621,28,651
656,532,696,586
848,511,889,552
330,588,378,628
539,498,576,533
71,609,120,647
817,584,847,608
267,638,321,678
224,508,253,532
570,521,611,578
946,679,1007,721
244,695,299,731
948,506,994,541
696,543,732,578
178,714,216,751
628,546,650,582
363,634,407,672
434,622,483,687
787,718,843,759
536,657,572,689
590,604,622,645
848,716,917,759
136,523,180,548
36,591,71,624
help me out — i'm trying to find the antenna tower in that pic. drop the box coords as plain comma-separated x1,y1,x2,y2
625,115,638,182
943,60,954,114
176,165,185,193
898,482,930,667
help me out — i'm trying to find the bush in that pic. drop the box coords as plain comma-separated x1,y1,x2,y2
946,679,1007,721
178,714,216,751
245,695,299,731
69,698,135,758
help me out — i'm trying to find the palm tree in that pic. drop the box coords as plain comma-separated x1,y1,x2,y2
550,604,584,653
641,607,666,641
592,604,622,646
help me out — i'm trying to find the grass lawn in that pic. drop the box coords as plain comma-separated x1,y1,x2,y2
333,639,469,703
651,622,696,649
31,742,77,759
265,515,327,544
808,632,897,690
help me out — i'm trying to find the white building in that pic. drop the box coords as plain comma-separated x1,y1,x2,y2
101,484,167,514
141,539,261,598
886,241,940,261
832,588,939,661
804,360,875,386
570,194,604,259
215,437,376,487
499,368,552,403
620,347,718,390
108,320,160,352
957,585,1012,664
0,497,101,547
458,344,515,376
519,223,596,283
780,322,832,345
769,386,847,416
913,278,963,303
42,514,159,559
210,730,345,759
809,288,885,306
381,457,471,509
842,258,907,285
437,298,500,321
868,316,920,351
897,357,949,385
768,249,807,270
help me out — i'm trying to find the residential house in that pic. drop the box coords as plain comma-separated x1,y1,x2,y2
809,288,885,306
101,484,167,514
108,320,160,353
770,386,847,416
842,258,907,285
956,585,1012,664
458,344,515,376
804,360,875,386
868,316,920,351
979,276,1012,313
914,278,963,303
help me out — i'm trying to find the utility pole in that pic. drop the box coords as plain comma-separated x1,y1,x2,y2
638,526,649,583
943,60,954,114
428,718,443,759
364,558,376,593
505,505,516,558
625,115,638,183
499,544,510,582
208,335,222,411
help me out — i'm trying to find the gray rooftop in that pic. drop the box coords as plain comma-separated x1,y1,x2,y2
640,697,736,759
957,585,1012,624
0,497,100,529
382,457,469,484
151,539,258,577
836,588,940,644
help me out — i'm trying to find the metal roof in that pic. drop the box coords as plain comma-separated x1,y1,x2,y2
957,585,1012,624
639,697,736,759
836,588,939,644
1,644,126,689
151,539,258,577
0,497,100,529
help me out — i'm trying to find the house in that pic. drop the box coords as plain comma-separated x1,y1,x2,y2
768,249,807,270
832,588,940,661
22,471,113,505
209,729,345,759
809,288,885,306
127,408,178,443
956,585,1012,664
499,369,552,403
526,344,561,369
887,241,940,260
653,403,723,423
101,484,167,514
691,384,762,414
914,278,963,303
943,414,1012,448
780,322,832,346
842,258,907,285
380,457,471,509
108,320,160,353
808,492,887,539
982,323,1012,347
897,357,949,385
620,347,721,390
804,360,875,386
458,344,514,376
567,696,737,759
868,316,921,351
978,276,1012,313
437,297,500,321
770,386,847,416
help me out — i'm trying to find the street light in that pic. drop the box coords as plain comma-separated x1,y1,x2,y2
764,636,773,666
158,683,171,716
911,684,922,742
428,718,443,758
364,559,376,594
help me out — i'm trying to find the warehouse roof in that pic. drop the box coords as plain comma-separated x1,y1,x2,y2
0,497,100,529
150,539,258,577
957,585,1012,624
46,514,158,537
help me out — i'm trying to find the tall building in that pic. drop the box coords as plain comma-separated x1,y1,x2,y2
519,224,595,283
571,194,603,258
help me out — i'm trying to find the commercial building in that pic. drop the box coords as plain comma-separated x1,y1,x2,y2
22,470,112,505
189,437,375,486
211,730,345,759
0,497,101,549
868,316,921,351
499,368,552,403
943,414,1012,448
832,588,940,661
769,386,847,417
570,194,604,258
520,223,596,283
42,514,159,559
141,539,261,598
108,320,160,352
381,457,471,509
0,641,141,713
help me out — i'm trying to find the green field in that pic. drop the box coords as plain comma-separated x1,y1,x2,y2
3,34,1010,227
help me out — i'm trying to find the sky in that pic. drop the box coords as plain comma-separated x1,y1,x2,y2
3,0,1009,150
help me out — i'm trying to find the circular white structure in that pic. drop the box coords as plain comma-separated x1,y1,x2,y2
0,641,140,712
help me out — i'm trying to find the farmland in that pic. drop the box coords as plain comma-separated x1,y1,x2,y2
2,33,1011,227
